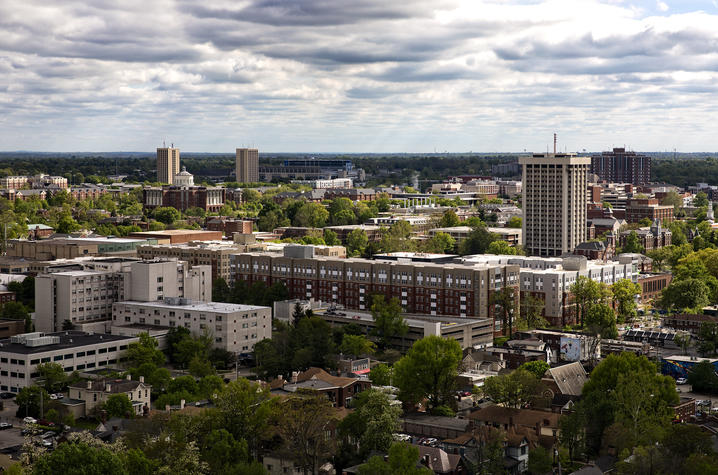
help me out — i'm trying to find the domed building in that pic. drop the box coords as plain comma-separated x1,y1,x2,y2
173,166,194,187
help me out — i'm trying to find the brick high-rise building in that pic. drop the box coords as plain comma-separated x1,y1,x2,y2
236,148,259,183
591,148,651,185
520,153,591,257
157,146,180,184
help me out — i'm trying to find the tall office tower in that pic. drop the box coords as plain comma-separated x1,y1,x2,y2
236,148,259,183
591,147,651,185
157,146,180,184
519,152,591,257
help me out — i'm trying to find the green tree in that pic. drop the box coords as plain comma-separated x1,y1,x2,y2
528,446,553,474
673,332,692,355
277,392,337,475
393,336,462,410
581,353,678,454
104,394,133,419
661,278,711,311
471,426,506,475
486,239,519,255
293,202,329,228
197,375,225,399
0,301,32,331
340,388,401,456
369,363,393,386
15,386,50,419
519,294,548,330
32,441,128,475
200,429,248,473
423,232,455,254
660,190,684,212
358,442,432,475
323,228,339,246
370,295,408,349
458,225,497,255
481,368,545,408
559,405,587,461
570,276,610,327
621,230,645,254
611,279,641,323
694,191,709,208
151,207,181,225
687,360,718,393
126,333,165,367
438,210,460,228
214,378,276,457
519,361,549,380
188,356,215,378
340,334,376,358
491,286,517,337
36,362,67,393
507,216,522,228
346,228,369,257
584,303,618,366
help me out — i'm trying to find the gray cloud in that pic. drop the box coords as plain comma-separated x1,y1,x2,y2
0,0,717,152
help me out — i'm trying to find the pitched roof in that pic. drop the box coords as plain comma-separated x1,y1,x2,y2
296,367,358,388
546,362,588,396
69,378,147,394
414,445,462,474
468,405,561,430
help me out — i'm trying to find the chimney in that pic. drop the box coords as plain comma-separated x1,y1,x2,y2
165,405,171,412
291,371,299,383
105,383,111,393
139,376,144,383
87,381,92,390
180,399,185,410
553,133,557,154
126,374,131,381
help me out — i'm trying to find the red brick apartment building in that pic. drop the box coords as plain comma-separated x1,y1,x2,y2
230,248,520,332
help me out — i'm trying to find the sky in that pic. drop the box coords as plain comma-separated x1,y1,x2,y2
1,0,718,153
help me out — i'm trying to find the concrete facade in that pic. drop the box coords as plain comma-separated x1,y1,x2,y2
236,148,259,183
157,147,180,184
112,299,271,354
520,153,590,257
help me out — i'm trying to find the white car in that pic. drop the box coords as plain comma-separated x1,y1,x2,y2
23,417,37,424
676,378,687,385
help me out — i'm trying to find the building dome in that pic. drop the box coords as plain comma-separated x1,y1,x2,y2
174,166,194,187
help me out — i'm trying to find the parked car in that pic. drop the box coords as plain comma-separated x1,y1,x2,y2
676,378,688,385
49,394,59,400
0,392,15,399
40,431,55,440
0,423,12,430
37,420,55,427
23,417,37,425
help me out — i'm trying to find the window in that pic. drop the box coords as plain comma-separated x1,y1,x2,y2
65,353,73,360
54,355,63,361
64,367,73,372
87,362,95,368
119,345,128,350
86,350,95,356
108,347,116,352
154,319,160,325
41,357,50,363
76,364,85,370
76,352,86,357
99,348,107,354
30,359,40,365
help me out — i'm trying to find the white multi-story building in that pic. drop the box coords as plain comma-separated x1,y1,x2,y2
35,259,211,333
460,254,635,327
111,299,271,354
520,153,591,257
0,331,137,393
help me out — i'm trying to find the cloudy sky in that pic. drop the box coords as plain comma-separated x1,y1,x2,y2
1,0,718,153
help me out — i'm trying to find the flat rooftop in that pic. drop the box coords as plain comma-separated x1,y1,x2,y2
319,309,487,329
663,355,718,363
130,230,220,236
0,331,135,355
118,300,269,313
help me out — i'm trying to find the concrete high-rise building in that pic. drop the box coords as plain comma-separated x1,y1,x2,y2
157,146,180,184
236,148,259,183
591,147,651,185
520,153,591,257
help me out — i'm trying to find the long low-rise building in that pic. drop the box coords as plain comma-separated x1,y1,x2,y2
0,331,138,393
316,309,493,351
111,298,271,354
230,246,519,334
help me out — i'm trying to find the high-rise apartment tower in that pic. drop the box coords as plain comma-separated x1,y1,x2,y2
519,152,591,257
236,148,259,183
157,146,180,184
591,147,651,185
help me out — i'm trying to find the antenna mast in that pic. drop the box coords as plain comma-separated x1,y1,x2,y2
553,133,557,154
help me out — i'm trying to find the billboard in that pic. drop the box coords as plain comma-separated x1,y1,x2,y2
560,336,582,362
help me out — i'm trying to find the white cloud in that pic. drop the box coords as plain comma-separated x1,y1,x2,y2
0,0,716,152
657,1,669,12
